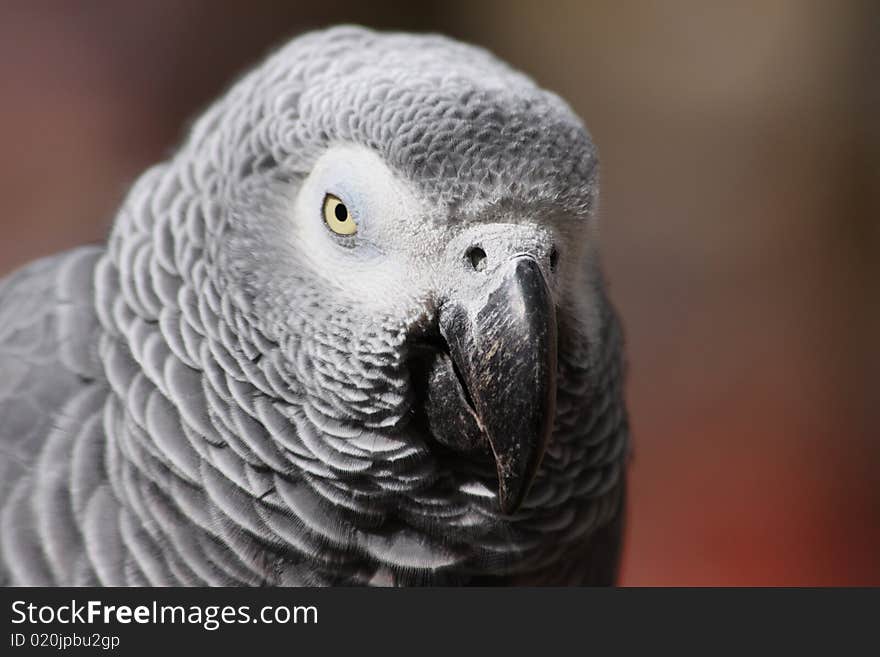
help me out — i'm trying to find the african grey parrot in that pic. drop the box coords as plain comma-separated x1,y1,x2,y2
0,26,629,586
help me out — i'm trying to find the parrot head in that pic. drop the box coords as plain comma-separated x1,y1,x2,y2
173,27,608,533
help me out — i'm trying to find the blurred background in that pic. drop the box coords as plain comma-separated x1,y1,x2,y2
1,1,877,585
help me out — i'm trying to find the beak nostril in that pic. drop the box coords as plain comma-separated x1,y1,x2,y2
466,246,487,272
549,247,559,272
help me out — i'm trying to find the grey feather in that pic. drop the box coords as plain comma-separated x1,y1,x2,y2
0,26,629,586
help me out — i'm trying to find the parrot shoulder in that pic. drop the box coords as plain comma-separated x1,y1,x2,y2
0,246,106,528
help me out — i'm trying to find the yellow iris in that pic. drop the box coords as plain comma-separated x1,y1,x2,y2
323,193,357,236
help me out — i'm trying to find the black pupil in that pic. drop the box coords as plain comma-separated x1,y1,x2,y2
334,202,348,222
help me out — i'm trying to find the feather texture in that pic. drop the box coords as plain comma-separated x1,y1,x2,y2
0,26,629,586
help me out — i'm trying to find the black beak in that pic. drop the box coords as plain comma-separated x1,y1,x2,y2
439,256,557,514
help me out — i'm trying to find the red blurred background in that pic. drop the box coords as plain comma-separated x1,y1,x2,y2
1,1,877,585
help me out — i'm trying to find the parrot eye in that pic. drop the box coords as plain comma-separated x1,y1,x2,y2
322,193,357,236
